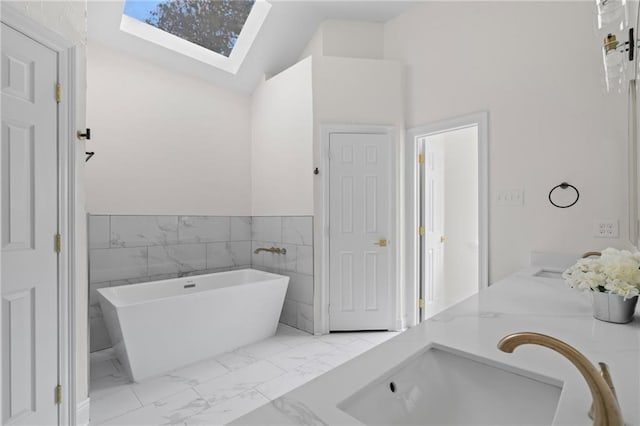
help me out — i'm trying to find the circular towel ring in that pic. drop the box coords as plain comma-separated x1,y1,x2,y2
548,182,579,208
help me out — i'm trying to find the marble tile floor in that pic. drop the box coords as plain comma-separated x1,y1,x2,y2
89,324,400,425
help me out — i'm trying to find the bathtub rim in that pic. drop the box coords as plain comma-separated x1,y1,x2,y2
97,268,289,309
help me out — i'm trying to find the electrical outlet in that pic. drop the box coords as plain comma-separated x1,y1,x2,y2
594,220,619,238
497,189,524,206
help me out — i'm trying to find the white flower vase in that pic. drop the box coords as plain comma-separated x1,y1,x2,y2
592,292,638,323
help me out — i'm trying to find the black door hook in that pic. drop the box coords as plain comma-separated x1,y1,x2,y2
77,128,91,140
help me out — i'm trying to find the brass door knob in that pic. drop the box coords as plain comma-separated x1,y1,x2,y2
374,239,388,247
440,236,446,243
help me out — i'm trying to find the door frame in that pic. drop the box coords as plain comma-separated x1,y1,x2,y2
316,124,398,334
1,4,79,425
404,112,489,327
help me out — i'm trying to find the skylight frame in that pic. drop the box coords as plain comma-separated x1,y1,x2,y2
119,0,271,74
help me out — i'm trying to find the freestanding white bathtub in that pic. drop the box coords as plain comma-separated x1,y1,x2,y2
97,269,289,382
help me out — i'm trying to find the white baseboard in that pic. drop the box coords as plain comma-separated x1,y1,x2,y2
77,398,90,426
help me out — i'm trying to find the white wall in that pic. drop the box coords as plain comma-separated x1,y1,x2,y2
321,20,383,59
384,2,629,282
3,0,90,410
251,57,314,215
427,127,479,305
298,20,384,61
86,42,252,216
298,24,323,61
312,56,403,126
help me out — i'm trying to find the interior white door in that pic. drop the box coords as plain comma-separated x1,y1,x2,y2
329,132,392,331
421,139,445,317
1,23,59,425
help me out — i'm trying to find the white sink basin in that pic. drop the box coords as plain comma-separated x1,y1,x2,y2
338,344,562,425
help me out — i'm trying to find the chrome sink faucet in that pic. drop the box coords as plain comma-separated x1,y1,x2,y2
498,332,623,426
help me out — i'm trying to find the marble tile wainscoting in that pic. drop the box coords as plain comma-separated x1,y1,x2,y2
88,215,314,352
251,217,314,334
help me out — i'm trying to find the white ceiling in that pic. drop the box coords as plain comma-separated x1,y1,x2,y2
87,0,418,94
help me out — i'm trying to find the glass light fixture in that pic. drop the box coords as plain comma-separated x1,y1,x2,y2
594,0,635,93
603,33,626,93
595,0,628,33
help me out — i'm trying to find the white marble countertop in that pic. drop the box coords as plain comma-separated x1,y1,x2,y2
232,269,640,425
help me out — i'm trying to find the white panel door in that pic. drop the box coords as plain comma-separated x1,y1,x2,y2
329,133,391,330
1,23,59,425
421,140,445,317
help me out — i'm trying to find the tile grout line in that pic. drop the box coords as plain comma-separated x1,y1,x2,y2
130,376,194,409
145,245,149,279
261,359,289,377
205,240,209,270
180,386,264,425
91,387,142,426
252,387,275,402
128,384,145,408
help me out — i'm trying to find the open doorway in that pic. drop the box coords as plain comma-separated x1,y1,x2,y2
419,126,478,319
405,113,488,325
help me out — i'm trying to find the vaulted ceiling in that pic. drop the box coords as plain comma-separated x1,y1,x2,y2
88,0,417,93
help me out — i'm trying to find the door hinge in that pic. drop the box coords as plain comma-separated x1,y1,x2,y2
55,234,62,253
418,298,425,309
55,384,62,405
55,83,62,103
418,154,425,164
418,226,425,237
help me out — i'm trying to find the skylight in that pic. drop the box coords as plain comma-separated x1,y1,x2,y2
118,0,271,75
124,0,255,57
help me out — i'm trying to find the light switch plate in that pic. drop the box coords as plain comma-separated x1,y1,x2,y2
497,189,524,206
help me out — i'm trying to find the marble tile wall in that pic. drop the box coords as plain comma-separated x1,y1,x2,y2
88,215,314,352
251,217,314,335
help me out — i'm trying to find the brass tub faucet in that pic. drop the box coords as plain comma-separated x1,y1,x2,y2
254,247,287,255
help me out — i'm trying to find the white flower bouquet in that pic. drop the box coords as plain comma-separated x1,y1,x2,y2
562,248,640,300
